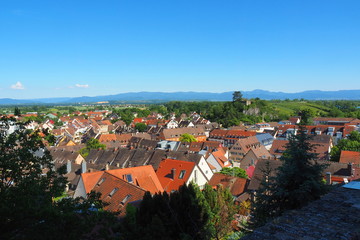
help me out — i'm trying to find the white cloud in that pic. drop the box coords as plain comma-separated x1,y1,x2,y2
11,82,25,90
75,84,89,88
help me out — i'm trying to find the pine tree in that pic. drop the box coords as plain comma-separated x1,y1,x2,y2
251,127,328,227
14,107,21,116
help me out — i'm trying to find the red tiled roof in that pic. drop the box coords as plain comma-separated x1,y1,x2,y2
82,171,104,194
133,118,144,124
313,117,356,122
92,172,146,216
106,165,163,194
101,120,112,126
81,165,163,195
226,130,257,137
156,159,195,192
98,134,117,142
339,150,360,165
212,148,231,167
208,173,247,197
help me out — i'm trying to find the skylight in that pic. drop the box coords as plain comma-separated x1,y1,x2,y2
109,187,118,197
179,170,186,179
97,178,105,186
125,174,133,183
121,194,132,205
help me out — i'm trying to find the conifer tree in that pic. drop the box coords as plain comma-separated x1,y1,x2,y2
251,127,328,227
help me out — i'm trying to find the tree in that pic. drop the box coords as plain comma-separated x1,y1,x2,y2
298,108,315,125
251,127,328,227
179,133,198,143
121,183,212,240
330,131,360,161
14,107,21,116
135,123,147,132
79,138,106,158
220,167,248,179
0,118,116,239
202,184,238,240
232,91,243,102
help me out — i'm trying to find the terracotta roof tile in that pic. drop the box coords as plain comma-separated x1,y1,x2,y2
208,173,248,197
106,165,163,194
339,150,360,166
156,159,195,192
92,172,146,216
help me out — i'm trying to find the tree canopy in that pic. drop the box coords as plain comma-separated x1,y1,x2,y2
251,128,328,227
120,183,240,240
179,133,198,143
219,167,248,179
0,118,115,239
330,131,360,161
80,138,106,158
135,122,147,132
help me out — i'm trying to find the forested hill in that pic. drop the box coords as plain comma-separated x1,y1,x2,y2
1,89,360,105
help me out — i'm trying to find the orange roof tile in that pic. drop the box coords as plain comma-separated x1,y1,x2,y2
208,173,247,197
106,165,163,194
81,171,104,193
101,120,112,126
339,150,360,165
98,134,117,142
92,172,146,216
156,159,195,192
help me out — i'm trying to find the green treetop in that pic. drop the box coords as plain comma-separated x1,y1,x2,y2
220,167,248,179
251,127,328,227
179,133,198,143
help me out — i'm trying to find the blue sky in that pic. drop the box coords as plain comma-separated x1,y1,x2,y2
0,0,359,99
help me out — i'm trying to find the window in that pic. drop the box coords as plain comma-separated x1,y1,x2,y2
121,194,132,205
109,187,118,197
97,178,105,186
179,170,186,179
125,174,133,183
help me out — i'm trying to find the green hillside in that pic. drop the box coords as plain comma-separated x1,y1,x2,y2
269,101,332,119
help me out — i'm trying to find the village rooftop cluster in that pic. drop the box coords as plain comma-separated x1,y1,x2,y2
2,109,360,222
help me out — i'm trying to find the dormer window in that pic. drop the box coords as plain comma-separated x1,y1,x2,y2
125,174,133,183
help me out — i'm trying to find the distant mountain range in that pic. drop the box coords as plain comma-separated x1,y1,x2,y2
1,89,360,105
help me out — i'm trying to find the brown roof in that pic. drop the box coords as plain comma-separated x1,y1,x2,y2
161,127,206,140
339,150,360,166
91,171,146,216
313,117,356,123
208,173,248,197
270,139,330,160
250,145,272,159
247,159,282,191
98,134,117,142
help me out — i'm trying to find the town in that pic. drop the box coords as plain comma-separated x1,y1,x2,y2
1,97,360,239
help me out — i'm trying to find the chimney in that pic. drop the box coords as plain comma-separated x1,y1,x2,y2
81,160,87,174
348,163,354,176
171,168,176,180
66,160,71,174
326,172,332,185
105,163,110,171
